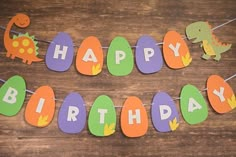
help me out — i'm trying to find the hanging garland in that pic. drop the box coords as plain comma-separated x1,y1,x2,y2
0,13,235,137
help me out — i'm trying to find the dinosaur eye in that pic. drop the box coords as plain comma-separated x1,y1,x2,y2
198,29,201,32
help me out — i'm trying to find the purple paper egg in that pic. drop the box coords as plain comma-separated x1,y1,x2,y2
46,32,74,72
135,35,163,74
151,92,179,132
58,92,86,134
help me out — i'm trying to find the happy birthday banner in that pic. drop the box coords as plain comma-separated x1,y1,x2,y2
0,74,235,137
1,13,234,76
0,14,235,137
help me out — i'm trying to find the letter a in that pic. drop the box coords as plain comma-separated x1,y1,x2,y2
82,48,98,62
188,98,202,112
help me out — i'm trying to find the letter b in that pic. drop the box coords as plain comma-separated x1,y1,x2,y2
3,87,18,104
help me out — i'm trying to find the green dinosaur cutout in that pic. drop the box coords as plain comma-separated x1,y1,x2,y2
186,21,231,61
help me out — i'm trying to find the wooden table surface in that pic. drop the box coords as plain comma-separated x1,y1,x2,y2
0,0,235,156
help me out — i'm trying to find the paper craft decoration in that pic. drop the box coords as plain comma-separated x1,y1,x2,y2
0,75,26,116
58,92,86,134
180,84,208,124
46,32,74,72
25,86,55,127
121,96,148,137
76,36,103,75
4,13,43,64
88,95,116,136
107,36,134,76
163,31,192,69
135,35,163,74
151,92,179,132
186,21,231,61
0,73,235,136
207,75,235,113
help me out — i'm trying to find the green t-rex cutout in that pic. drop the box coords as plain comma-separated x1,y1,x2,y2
186,21,231,61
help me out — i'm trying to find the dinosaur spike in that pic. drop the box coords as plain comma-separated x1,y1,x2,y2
13,35,17,39
25,32,29,36
211,33,224,46
31,35,35,39
207,21,212,29
35,41,38,45
35,46,39,56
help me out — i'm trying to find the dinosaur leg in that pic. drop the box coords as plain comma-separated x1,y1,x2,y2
10,55,15,59
22,59,27,63
6,52,11,57
201,54,210,60
27,60,32,65
214,53,221,61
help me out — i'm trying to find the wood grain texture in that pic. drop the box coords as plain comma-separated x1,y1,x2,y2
0,0,235,156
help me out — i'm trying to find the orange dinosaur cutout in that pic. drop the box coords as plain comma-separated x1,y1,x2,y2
4,13,43,64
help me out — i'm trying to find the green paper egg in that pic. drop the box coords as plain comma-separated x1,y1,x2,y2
107,36,134,76
0,75,26,116
88,95,116,136
180,84,208,124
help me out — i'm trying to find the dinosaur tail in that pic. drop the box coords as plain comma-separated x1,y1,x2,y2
217,43,232,53
32,56,44,62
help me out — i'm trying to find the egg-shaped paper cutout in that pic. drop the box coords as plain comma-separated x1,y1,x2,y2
121,96,148,137
180,84,208,124
151,92,179,132
163,31,192,69
76,36,103,76
135,35,163,74
88,95,116,136
25,86,55,127
46,32,74,72
0,75,26,116
207,75,235,113
58,92,86,134
107,36,134,76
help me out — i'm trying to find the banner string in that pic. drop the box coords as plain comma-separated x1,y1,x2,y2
0,18,235,48
0,73,235,108
0,18,235,107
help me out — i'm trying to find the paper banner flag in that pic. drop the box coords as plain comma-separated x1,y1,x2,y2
107,36,134,76
207,75,235,113
0,75,26,116
88,95,116,137
121,96,148,137
76,36,103,76
135,35,163,74
180,84,208,124
58,92,86,134
186,21,231,61
25,86,55,127
4,13,43,64
151,92,179,132
46,32,74,72
163,31,192,69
